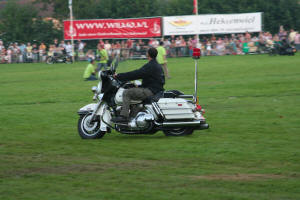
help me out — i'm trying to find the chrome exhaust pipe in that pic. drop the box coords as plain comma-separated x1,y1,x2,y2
155,120,204,127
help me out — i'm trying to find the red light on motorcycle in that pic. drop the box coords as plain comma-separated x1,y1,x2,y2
178,104,182,106
196,104,202,111
193,48,201,59
196,104,205,113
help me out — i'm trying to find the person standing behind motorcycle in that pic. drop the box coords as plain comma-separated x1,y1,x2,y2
96,44,108,72
157,41,170,79
112,48,165,123
83,59,97,81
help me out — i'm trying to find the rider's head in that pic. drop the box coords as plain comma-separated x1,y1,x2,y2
147,47,158,60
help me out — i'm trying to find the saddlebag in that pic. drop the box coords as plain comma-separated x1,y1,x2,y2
157,98,195,120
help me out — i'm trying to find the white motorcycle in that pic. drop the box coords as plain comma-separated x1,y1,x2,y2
77,55,209,139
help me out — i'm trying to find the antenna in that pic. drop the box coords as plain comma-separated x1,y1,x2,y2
192,48,201,103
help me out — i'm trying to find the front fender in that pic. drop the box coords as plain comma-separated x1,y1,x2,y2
78,103,112,132
77,103,97,115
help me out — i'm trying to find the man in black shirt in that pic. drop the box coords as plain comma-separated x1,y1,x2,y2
113,48,165,123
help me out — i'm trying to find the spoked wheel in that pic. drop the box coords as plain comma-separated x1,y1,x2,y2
46,57,54,64
78,113,106,139
163,127,194,136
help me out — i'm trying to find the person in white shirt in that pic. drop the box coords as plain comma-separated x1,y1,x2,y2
65,41,73,56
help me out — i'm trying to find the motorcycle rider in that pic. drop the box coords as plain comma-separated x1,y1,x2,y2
112,47,165,123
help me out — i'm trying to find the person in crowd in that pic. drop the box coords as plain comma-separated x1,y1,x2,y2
83,59,97,81
294,32,300,50
138,39,145,49
6,46,13,63
206,40,212,56
216,37,225,55
65,41,73,57
288,29,297,45
175,37,181,56
163,38,171,54
157,41,170,79
98,39,104,47
39,42,46,62
170,39,176,57
53,38,59,48
48,45,54,57
112,41,121,58
0,40,4,52
112,47,165,123
179,36,187,56
18,43,26,63
59,40,66,49
1,48,7,63
278,26,287,41
26,42,33,62
86,49,95,62
11,43,19,63
126,39,134,58
77,40,85,59
32,43,39,62
96,44,108,71
187,37,194,57
104,40,112,56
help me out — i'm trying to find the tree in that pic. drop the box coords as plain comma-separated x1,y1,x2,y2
0,0,63,44
0,0,38,42
7,0,300,38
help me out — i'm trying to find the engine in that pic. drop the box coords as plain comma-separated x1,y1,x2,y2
128,112,154,130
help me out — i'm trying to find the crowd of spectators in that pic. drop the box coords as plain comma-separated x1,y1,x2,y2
1,26,299,64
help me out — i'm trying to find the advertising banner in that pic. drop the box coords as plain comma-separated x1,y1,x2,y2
64,18,161,40
163,12,262,36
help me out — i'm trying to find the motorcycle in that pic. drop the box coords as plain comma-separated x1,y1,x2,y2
77,51,209,139
46,53,73,64
267,40,297,56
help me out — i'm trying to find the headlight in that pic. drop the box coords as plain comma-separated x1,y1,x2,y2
91,82,102,94
91,86,97,93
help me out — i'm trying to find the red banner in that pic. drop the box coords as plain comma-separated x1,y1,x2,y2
193,0,198,14
64,18,161,40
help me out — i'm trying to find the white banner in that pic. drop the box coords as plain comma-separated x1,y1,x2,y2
163,12,262,36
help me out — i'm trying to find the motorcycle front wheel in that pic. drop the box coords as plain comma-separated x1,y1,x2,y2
46,57,54,64
163,127,194,136
78,113,106,139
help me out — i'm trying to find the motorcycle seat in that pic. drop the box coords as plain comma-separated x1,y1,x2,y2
143,91,164,104
143,90,184,104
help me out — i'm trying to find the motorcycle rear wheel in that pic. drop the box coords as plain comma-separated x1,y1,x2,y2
78,113,106,139
65,57,73,64
163,127,194,136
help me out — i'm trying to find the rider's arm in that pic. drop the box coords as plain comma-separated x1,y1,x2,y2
116,63,149,82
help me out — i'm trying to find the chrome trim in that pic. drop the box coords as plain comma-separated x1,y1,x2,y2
154,120,202,127
194,59,198,103
178,95,194,98
152,102,164,119
90,101,101,122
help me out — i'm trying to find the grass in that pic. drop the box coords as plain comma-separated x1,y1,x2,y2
0,54,300,200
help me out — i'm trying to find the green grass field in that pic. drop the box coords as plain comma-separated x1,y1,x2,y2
0,54,300,200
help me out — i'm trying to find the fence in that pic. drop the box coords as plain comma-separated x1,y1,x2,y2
1,42,272,64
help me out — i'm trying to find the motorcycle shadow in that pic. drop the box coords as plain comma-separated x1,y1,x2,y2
108,132,195,140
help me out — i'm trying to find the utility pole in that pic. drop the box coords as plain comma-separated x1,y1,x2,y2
69,0,75,62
